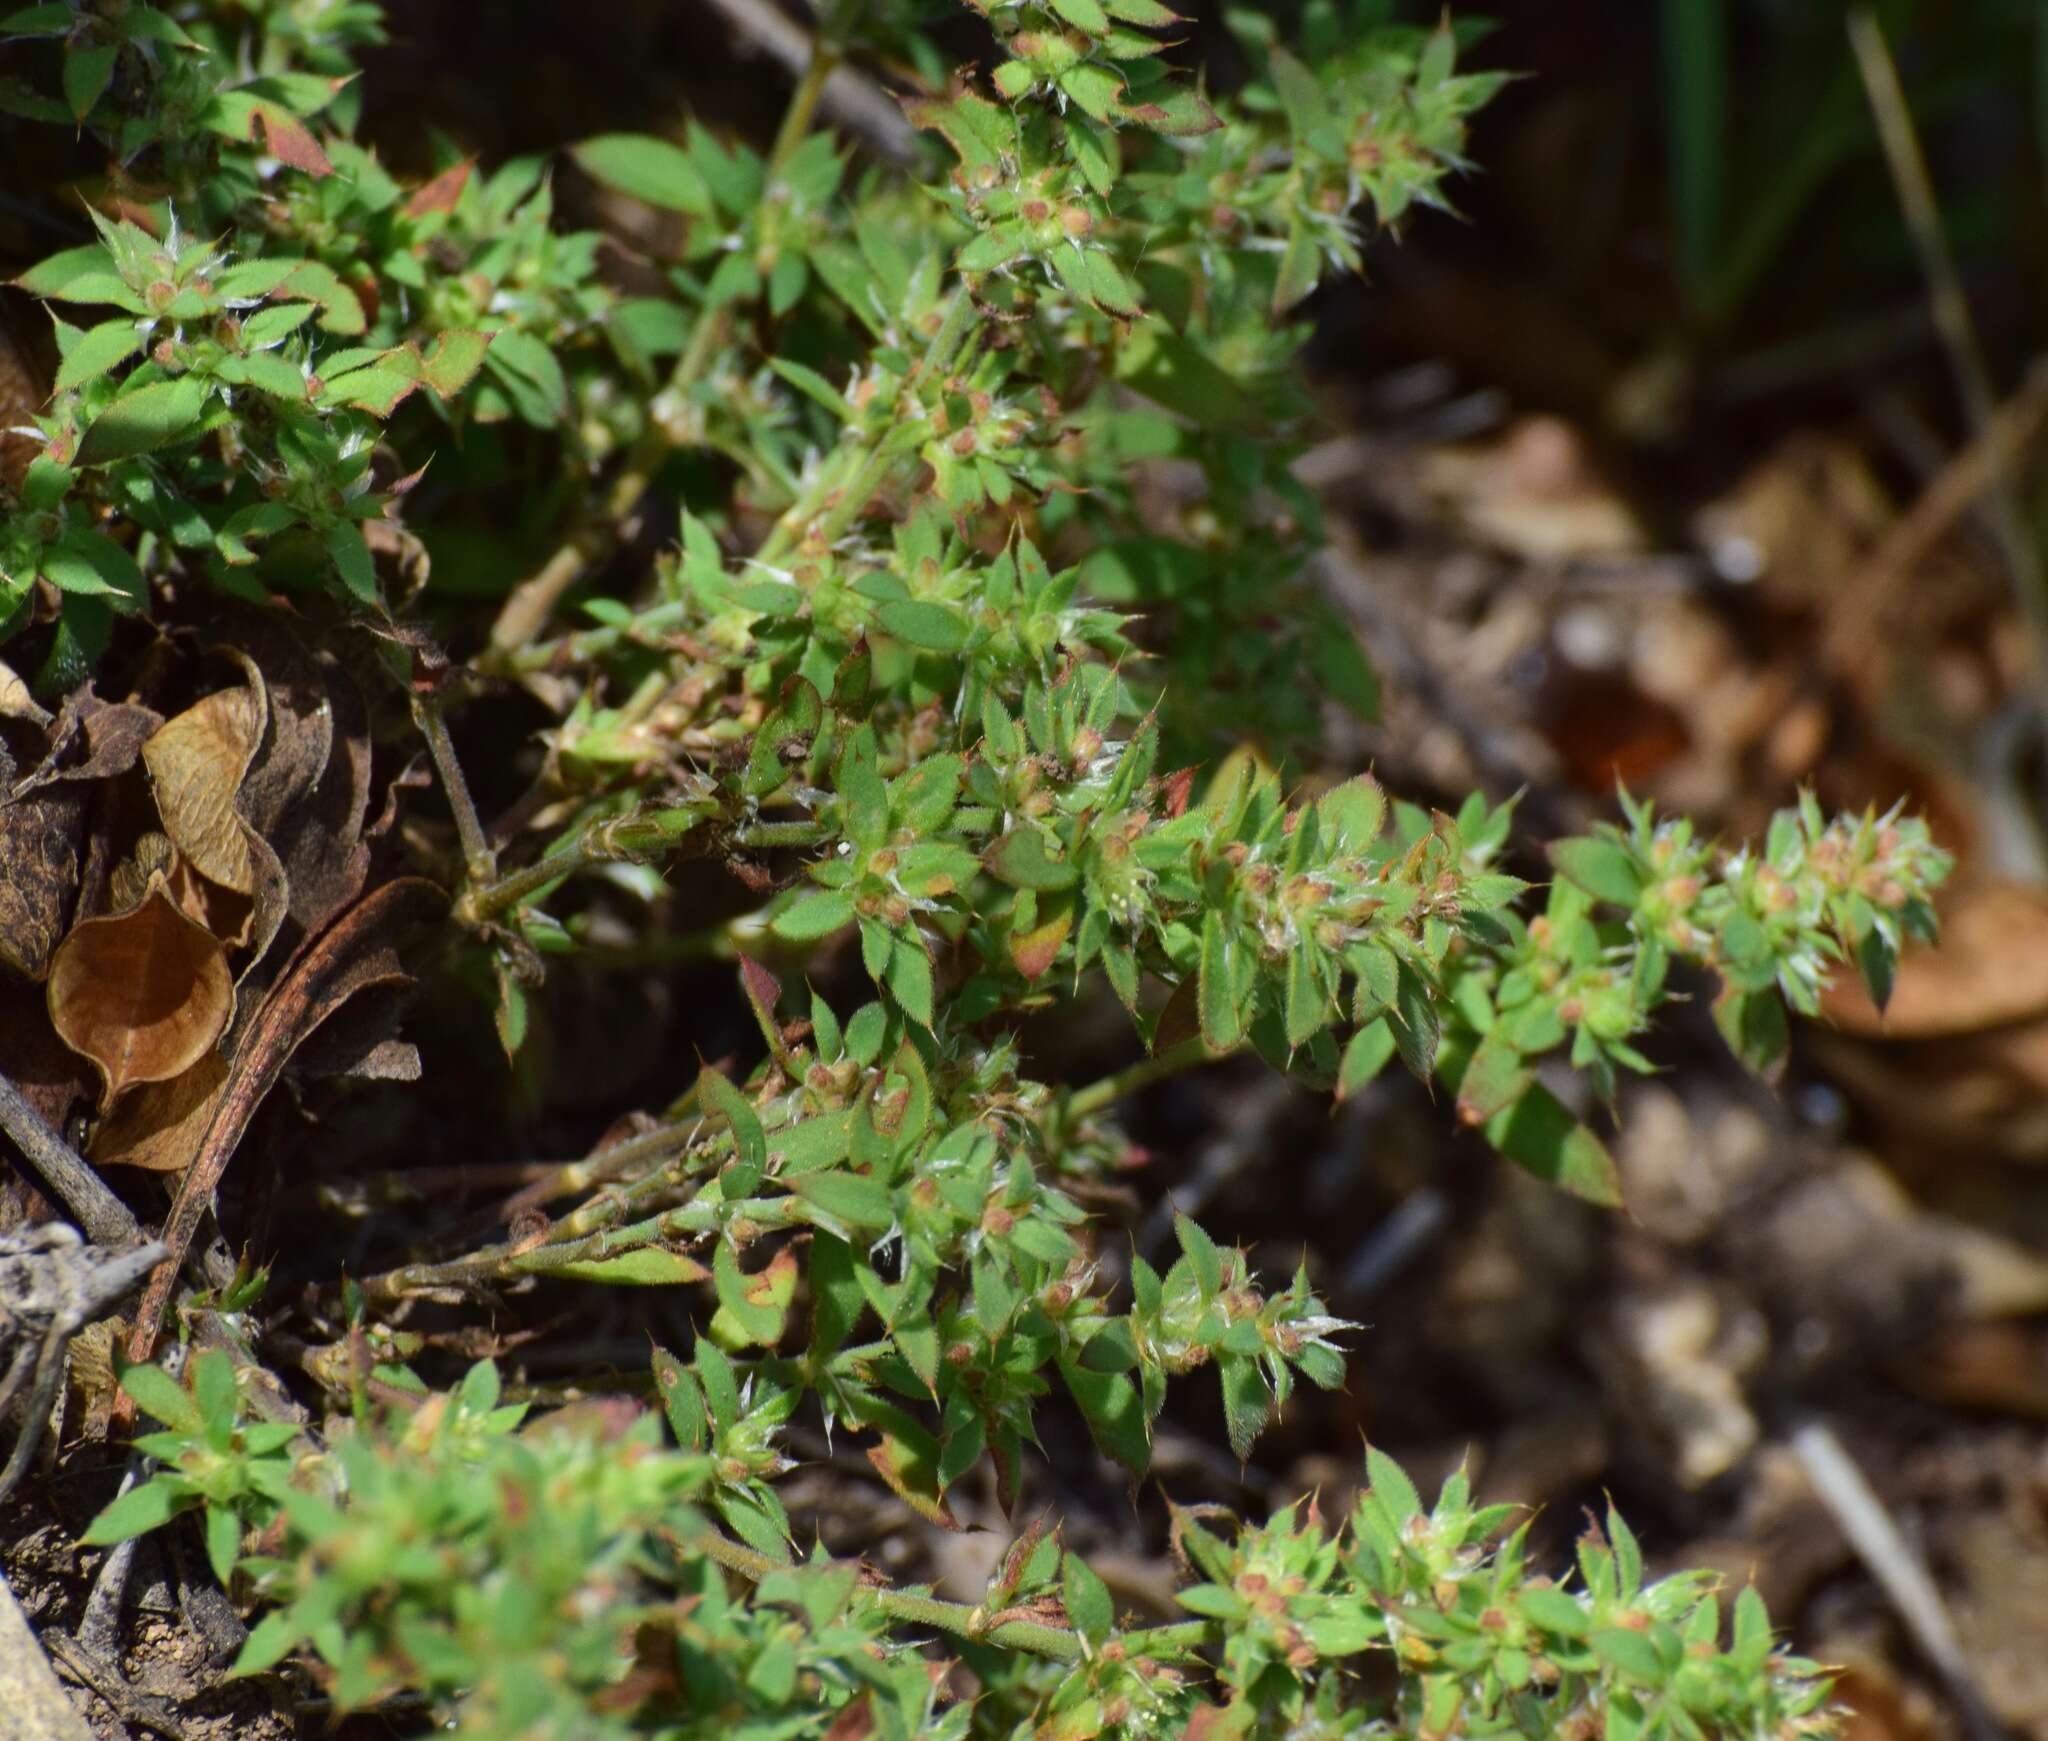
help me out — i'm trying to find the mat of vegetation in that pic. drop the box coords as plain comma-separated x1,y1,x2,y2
5,3,2039,1738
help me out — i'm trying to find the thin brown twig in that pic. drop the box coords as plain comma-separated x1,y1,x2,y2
1843,358,2048,666
0,1070,142,1248
699,0,918,163
1849,8,2048,677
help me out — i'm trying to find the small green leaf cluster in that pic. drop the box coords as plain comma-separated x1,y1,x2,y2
2,1,600,667
85,1358,1836,1740
82,1348,300,1587
1164,1450,1836,1741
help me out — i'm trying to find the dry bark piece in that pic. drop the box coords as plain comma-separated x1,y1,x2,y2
46,871,234,1106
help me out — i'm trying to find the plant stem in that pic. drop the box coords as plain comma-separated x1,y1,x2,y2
753,284,970,567
487,34,834,659
1848,7,2048,679
1064,1036,1215,1123
457,805,712,925
359,1189,806,1302
414,694,496,889
688,1530,1214,1665
765,41,839,184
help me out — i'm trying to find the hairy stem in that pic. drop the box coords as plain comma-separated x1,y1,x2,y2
1064,1036,1215,1123
414,694,496,889
688,1530,1214,1665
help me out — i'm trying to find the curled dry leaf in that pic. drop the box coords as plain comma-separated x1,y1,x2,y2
0,657,46,727
91,1050,230,1173
46,871,234,1106
141,663,294,977
11,685,163,796
125,877,447,1372
208,609,374,939
142,676,266,892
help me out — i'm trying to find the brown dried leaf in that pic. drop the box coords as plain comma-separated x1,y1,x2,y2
0,745,84,981
47,871,234,1105
12,686,163,796
91,1050,230,1173
124,877,447,1373
142,678,266,893
109,832,176,915
211,612,372,938
0,657,47,727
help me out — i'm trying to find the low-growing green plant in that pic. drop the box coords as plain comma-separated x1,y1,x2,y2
2,1,1954,1736
89,1349,1837,1740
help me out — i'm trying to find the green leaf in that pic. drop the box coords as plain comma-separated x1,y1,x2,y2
1455,1032,1530,1126
232,1611,304,1677
1366,1445,1422,1522
117,1361,198,1432
885,932,934,1026
712,1241,786,1347
62,42,116,119
216,351,308,400
325,520,379,607
986,827,1077,891
1059,62,1126,126
1218,1353,1270,1461
572,134,714,215
236,300,316,348
1198,910,1247,1051
1057,1355,1150,1475
774,887,855,941
54,318,142,391
480,327,569,426
1520,1586,1594,1637
554,1248,710,1285
75,374,208,465
1714,982,1789,1076
1550,836,1645,905
417,328,491,398
41,530,142,607
1274,215,1320,311
81,1475,189,1545
271,261,361,334
203,1504,241,1585
1175,1214,1223,1299
791,1170,896,1234
1592,1627,1665,1684
876,598,968,652
191,1350,238,1438
700,1066,767,1195
1482,1083,1621,1208
1113,320,1261,432
652,1346,707,1448
1062,1549,1114,1645
1337,1018,1397,1100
